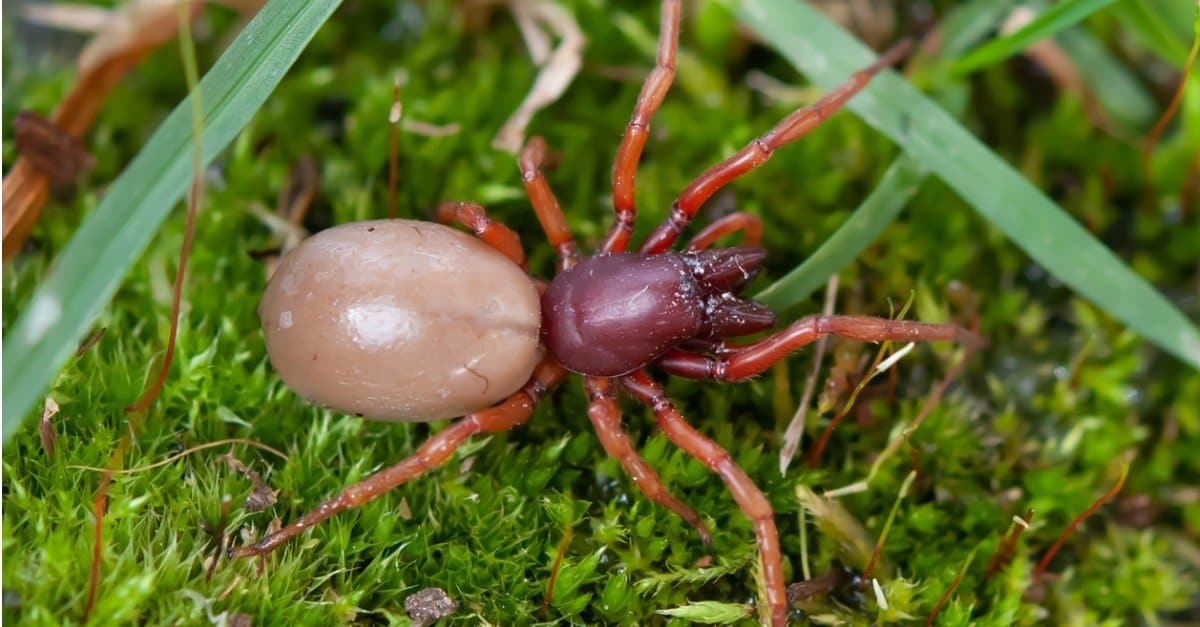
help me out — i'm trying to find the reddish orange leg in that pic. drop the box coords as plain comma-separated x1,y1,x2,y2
584,377,712,545
657,314,984,382
641,39,913,254
230,359,566,559
621,370,788,626
520,137,578,271
685,211,763,251
602,0,681,254
437,201,527,268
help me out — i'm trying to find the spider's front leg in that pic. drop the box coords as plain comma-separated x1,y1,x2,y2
657,314,984,382
640,39,912,255
230,358,566,559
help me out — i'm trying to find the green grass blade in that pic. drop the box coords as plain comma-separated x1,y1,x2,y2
950,0,1118,75
2,0,342,441
738,0,1200,370
755,156,927,310
755,0,1005,310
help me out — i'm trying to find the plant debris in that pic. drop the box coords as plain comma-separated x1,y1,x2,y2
220,453,278,512
38,397,59,457
12,111,94,185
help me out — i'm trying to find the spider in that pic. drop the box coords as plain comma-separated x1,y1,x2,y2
237,2,982,623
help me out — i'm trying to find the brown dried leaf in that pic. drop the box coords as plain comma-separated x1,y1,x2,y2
13,111,95,185
786,568,848,606
491,0,585,153
3,0,265,263
220,453,278,512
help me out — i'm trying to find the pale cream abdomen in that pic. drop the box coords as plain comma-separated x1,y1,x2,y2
259,219,541,422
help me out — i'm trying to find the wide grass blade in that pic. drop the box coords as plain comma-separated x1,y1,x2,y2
755,156,926,310
2,0,342,441
950,0,1119,75
739,0,1200,370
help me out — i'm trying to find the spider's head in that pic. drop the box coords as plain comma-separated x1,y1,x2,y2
539,248,774,376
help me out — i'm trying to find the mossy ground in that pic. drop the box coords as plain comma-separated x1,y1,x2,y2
4,2,1199,625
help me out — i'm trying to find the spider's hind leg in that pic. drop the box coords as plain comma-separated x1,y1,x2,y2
584,376,712,545
621,370,789,627
231,359,566,559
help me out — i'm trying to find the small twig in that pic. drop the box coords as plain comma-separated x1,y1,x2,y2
75,327,107,357
779,275,838,476
925,550,975,626
540,517,575,618
39,397,59,457
280,157,319,229
215,574,243,602
124,4,206,413
807,340,897,468
388,76,402,219
259,157,319,280
798,507,811,581
81,4,228,606
69,438,288,474
862,469,916,583
1140,8,1200,211
1032,455,1132,578
985,509,1034,578
84,471,112,622
808,295,919,468
864,347,972,485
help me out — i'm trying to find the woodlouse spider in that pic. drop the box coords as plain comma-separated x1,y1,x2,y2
241,2,984,623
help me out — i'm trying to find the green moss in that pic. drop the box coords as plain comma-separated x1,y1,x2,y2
4,1,1199,625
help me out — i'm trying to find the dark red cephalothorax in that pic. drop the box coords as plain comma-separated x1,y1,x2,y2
541,248,774,376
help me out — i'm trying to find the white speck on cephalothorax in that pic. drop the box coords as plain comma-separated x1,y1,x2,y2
278,311,294,330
